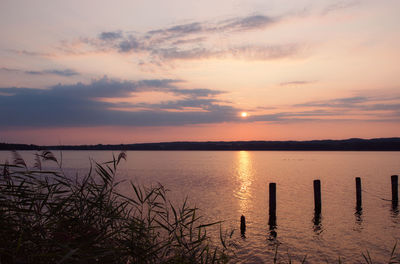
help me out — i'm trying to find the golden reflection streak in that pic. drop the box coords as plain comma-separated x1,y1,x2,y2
236,151,253,213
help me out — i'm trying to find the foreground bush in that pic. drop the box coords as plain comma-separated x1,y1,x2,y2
0,151,232,264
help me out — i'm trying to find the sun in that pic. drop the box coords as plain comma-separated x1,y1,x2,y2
240,112,248,118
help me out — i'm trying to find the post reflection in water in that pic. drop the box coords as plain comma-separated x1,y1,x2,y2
353,208,363,232
391,202,399,219
355,208,363,226
268,214,277,240
313,211,323,235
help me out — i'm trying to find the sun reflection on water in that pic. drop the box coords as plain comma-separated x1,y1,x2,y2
236,151,253,213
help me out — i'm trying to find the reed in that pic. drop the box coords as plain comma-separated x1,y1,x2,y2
0,151,233,264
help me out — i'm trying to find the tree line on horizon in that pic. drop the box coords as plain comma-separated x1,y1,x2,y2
1,138,400,151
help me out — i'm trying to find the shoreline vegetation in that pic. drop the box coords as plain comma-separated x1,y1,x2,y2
0,151,234,263
1,151,399,263
1,137,400,151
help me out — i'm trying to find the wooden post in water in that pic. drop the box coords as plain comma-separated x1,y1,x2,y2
392,175,398,205
240,215,246,237
313,180,321,214
269,183,276,217
356,177,362,210
268,183,277,231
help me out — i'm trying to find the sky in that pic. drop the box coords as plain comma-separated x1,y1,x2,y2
0,0,399,145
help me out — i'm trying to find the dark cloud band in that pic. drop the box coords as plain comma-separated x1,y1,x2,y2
0,77,236,127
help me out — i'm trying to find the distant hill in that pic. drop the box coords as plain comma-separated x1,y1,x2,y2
1,138,400,151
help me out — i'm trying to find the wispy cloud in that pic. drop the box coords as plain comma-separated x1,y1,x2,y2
247,109,342,123
7,49,53,57
279,80,315,86
321,0,361,16
9,2,364,64
295,96,369,108
141,43,302,61
291,95,400,120
26,69,79,77
0,67,80,77
146,14,277,38
238,93,400,124
54,13,304,65
148,22,204,36
228,45,302,60
0,67,19,73
219,15,277,32
98,31,123,41
171,37,207,45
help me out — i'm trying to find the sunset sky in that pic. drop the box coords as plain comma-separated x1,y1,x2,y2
1,0,399,144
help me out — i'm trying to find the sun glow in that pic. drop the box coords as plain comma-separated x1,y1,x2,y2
241,112,248,118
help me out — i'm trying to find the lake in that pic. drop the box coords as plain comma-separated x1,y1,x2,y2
1,150,399,263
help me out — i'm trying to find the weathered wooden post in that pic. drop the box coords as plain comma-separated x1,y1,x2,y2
356,177,362,210
240,215,246,237
392,175,398,206
269,183,276,217
268,183,277,230
313,180,321,214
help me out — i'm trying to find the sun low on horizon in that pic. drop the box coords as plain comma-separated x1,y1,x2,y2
0,0,399,145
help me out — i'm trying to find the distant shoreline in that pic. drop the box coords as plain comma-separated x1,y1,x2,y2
1,137,400,151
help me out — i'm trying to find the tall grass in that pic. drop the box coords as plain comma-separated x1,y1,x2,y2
0,151,233,264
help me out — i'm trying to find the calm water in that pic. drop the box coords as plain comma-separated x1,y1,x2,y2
1,151,399,263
